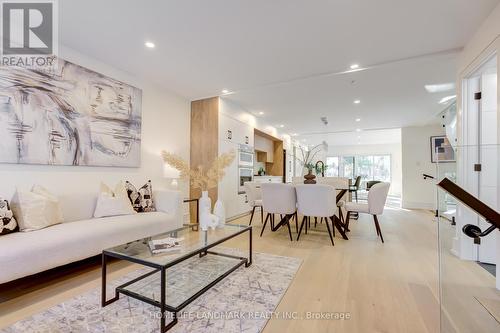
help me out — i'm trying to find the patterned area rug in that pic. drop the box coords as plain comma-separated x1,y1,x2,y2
2,251,301,333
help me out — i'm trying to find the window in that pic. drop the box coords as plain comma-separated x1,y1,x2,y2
325,154,391,184
342,156,355,179
325,157,339,177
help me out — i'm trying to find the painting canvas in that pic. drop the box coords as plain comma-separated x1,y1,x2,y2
0,59,142,167
430,136,455,163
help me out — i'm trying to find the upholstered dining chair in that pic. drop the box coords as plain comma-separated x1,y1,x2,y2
344,182,390,243
260,183,296,241
295,184,336,246
244,182,263,226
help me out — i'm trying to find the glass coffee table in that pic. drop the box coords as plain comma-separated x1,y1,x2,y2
101,224,252,332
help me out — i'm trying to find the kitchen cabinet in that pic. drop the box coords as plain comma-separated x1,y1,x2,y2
219,112,254,146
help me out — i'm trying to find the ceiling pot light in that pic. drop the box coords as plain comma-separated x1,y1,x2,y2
356,128,362,132
258,111,264,115
221,89,230,94
279,124,285,128
355,118,361,122
350,64,359,70
144,41,155,48
354,100,361,104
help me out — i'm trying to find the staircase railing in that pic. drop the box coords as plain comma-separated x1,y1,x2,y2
437,177,500,244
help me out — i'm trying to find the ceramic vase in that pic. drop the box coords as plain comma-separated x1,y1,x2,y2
213,199,226,227
304,169,317,184
199,191,212,231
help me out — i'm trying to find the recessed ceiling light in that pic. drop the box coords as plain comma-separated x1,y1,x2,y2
350,64,359,70
357,136,361,139
144,41,155,48
258,111,264,115
355,118,361,122
291,133,298,136
354,100,361,104
279,124,285,128
221,89,230,94
356,128,362,132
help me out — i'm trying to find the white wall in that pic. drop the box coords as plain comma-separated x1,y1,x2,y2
326,143,402,196
0,45,191,201
401,125,450,209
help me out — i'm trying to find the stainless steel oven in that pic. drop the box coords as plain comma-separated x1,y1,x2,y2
238,167,253,194
238,144,254,167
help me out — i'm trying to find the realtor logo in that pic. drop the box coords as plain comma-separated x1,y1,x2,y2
1,0,58,68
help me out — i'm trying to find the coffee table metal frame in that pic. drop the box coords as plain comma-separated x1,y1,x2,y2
101,224,252,332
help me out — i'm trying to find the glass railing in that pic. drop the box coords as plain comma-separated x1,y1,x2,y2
436,144,500,332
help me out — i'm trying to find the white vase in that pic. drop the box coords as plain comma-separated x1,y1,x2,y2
199,191,212,231
213,199,225,227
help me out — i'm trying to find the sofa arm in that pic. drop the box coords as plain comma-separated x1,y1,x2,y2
154,189,183,229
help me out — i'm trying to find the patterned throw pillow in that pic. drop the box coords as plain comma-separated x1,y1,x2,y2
125,180,155,213
0,198,18,235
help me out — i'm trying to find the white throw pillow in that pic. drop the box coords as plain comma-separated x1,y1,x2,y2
93,181,136,218
11,186,63,232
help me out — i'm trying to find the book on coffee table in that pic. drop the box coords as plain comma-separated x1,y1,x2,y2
148,237,184,254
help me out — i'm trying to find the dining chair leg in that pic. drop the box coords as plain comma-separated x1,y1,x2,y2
314,217,318,228
345,211,351,232
260,213,270,237
295,213,299,233
338,209,344,223
286,216,293,241
297,216,307,241
373,215,384,243
271,214,275,229
249,206,256,226
260,206,264,224
305,216,309,234
330,216,336,237
324,217,335,246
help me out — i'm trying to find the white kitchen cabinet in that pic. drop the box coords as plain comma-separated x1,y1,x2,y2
219,113,253,146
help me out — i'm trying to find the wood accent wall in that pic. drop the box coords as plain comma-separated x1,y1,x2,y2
269,140,284,176
190,97,219,223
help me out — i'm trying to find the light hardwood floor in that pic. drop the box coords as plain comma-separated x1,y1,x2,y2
0,207,498,332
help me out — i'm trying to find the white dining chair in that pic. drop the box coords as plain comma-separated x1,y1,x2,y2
260,183,296,241
244,182,263,226
344,182,390,243
295,184,336,246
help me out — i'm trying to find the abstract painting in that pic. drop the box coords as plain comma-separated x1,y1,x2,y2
0,59,142,167
430,135,455,163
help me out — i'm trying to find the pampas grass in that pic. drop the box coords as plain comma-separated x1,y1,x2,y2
162,150,235,191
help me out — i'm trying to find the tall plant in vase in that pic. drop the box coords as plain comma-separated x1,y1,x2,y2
297,142,328,184
162,150,235,230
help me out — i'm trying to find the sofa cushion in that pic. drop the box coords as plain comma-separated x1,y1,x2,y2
0,211,176,283
0,198,17,235
125,180,155,213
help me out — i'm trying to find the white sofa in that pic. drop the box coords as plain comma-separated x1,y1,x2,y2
0,189,183,284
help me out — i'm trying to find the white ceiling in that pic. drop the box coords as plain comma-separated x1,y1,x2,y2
59,0,498,137
301,128,402,147
225,51,458,135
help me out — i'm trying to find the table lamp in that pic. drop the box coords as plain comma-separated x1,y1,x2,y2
163,163,180,188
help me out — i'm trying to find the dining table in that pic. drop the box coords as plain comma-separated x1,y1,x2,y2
263,183,350,240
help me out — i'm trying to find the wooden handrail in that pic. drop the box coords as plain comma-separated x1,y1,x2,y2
437,178,500,243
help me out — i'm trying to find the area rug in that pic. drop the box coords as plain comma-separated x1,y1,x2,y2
1,251,302,333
